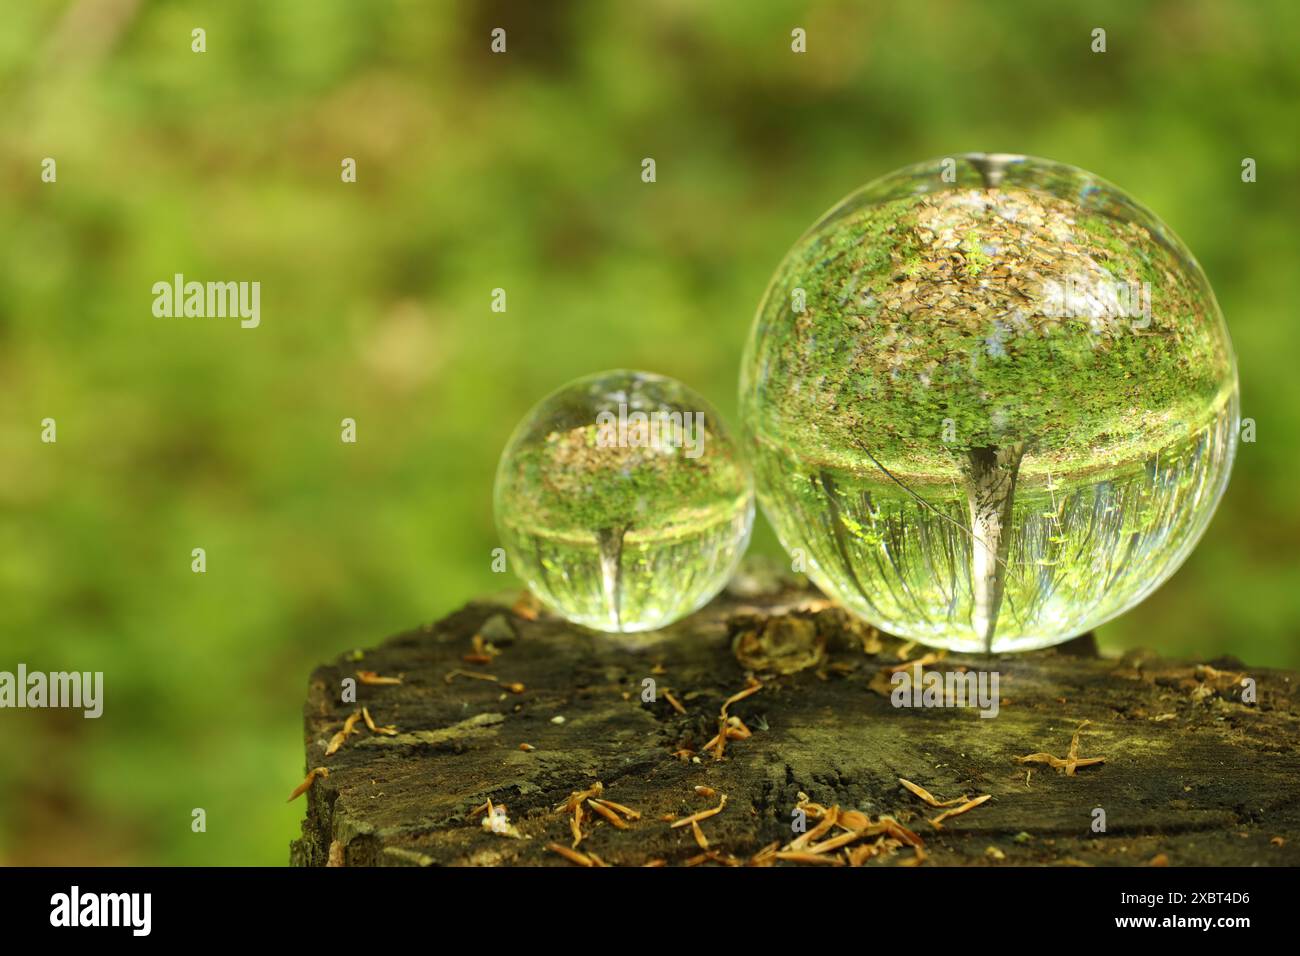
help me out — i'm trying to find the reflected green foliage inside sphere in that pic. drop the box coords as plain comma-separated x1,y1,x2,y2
740,154,1238,652
496,370,753,633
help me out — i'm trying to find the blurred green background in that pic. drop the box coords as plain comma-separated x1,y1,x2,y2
1,0,1297,865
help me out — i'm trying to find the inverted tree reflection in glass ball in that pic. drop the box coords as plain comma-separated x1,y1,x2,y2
496,370,754,633
740,154,1238,652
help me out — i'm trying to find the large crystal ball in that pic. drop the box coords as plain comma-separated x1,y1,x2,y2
495,370,754,633
740,154,1238,652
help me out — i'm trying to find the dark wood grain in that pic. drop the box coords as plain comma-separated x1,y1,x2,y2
291,563,1300,867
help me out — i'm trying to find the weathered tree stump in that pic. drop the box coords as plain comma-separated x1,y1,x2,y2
291,562,1300,866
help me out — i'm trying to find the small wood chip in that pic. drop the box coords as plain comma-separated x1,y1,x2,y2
1014,721,1105,775
463,633,501,666
928,793,992,830
886,652,944,674
558,782,604,848
591,797,641,821
361,706,398,735
511,592,540,620
444,668,498,684
662,689,687,715
587,798,629,829
879,816,925,848
287,767,329,802
324,710,364,756
806,829,865,855
848,840,883,866
721,676,764,712
899,777,969,808
570,804,584,848
546,843,595,867
788,805,838,851
690,818,709,849
356,670,402,686
670,793,727,828
557,782,604,813
899,844,928,866
519,742,536,752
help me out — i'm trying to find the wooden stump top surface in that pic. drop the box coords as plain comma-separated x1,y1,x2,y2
292,566,1300,867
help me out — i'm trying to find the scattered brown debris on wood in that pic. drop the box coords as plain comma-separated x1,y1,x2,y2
690,819,709,849
356,670,403,686
867,650,951,696
463,632,502,666
587,798,629,829
511,592,541,621
886,651,946,673
705,678,763,760
557,782,603,847
296,565,1300,869
324,710,364,756
287,767,329,802
1196,663,1244,684
555,782,641,848
1014,720,1105,775
663,791,728,850
899,777,970,808
928,794,992,830
361,706,398,736
670,793,728,830
325,707,402,756
557,782,604,815
443,668,526,695
593,797,641,822
1192,664,1248,703
546,842,603,867
766,793,928,866
444,668,498,684
731,614,826,675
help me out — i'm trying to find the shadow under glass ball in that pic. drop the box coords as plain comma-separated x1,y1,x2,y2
740,153,1238,653
494,370,754,633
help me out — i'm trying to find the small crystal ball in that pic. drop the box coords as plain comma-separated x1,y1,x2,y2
495,370,754,632
740,154,1238,653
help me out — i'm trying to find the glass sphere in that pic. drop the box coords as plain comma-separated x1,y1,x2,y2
495,370,754,633
740,154,1238,653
